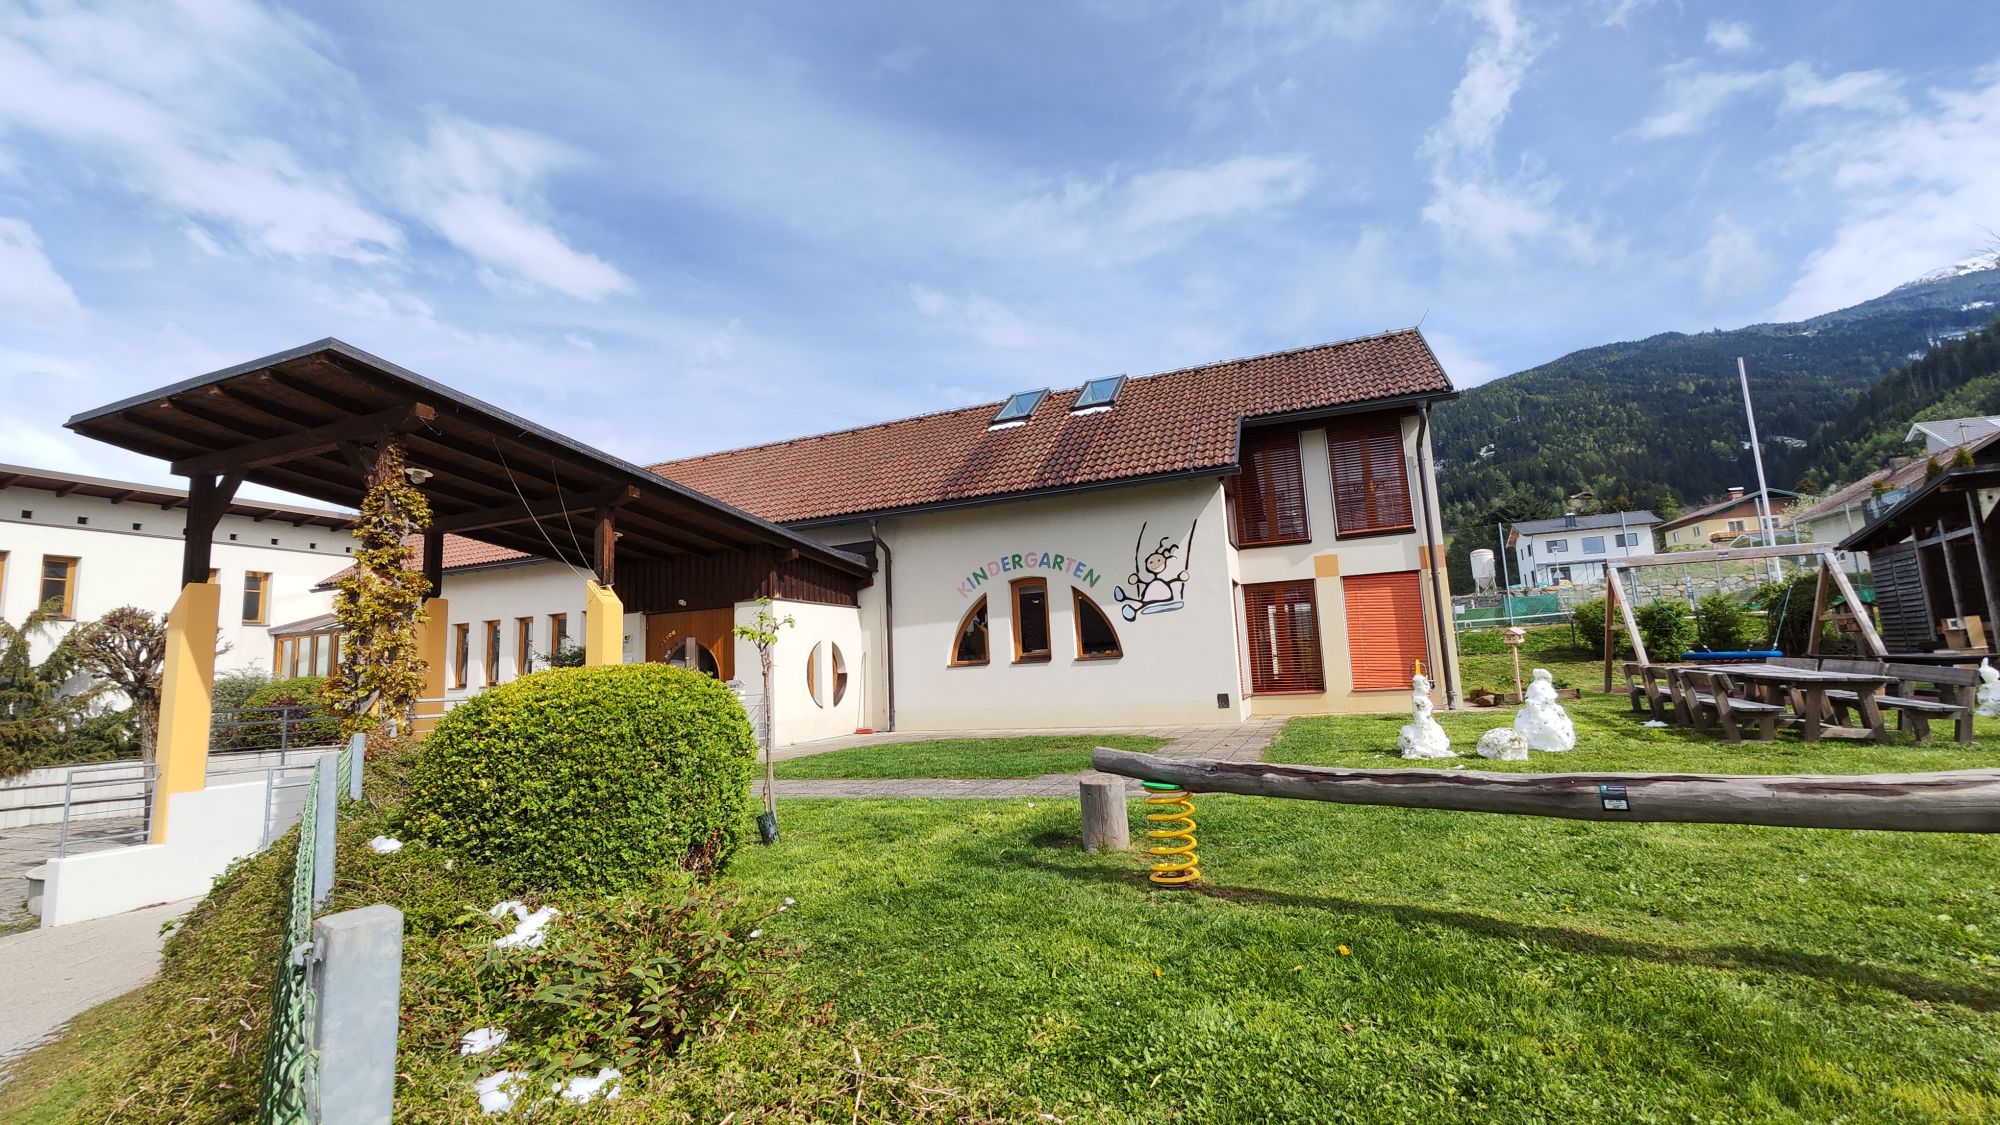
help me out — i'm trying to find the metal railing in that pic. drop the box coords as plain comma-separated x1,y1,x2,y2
211,705,342,760
258,764,323,849
54,762,157,857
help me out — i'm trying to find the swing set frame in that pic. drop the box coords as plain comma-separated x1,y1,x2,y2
1598,543,1885,693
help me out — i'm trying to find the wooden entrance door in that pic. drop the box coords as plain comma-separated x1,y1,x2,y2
645,609,737,681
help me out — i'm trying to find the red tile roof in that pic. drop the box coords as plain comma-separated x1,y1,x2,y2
651,329,1454,524
315,533,534,589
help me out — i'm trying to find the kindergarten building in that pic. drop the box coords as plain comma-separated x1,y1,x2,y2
66,331,1462,752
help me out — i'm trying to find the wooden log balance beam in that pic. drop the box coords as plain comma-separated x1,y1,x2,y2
1089,749,2000,834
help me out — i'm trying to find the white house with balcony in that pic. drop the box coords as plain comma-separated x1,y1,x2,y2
1509,511,1660,587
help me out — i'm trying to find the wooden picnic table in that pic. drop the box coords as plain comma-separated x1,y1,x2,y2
1685,663,1900,742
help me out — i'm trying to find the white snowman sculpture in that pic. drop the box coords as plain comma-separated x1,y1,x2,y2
1513,668,1577,752
1977,660,2000,718
1397,668,1456,759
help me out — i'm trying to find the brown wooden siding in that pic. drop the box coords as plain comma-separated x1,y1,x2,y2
618,548,867,613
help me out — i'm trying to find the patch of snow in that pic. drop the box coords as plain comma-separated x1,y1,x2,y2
476,1071,523,1114
1475,728,1530,761
1397,672,1456,759
459,1027,507,1055
1977,660,1999,718
367,836,403,854
1514,669,1577,752
1899,251,2000,289
1642,720,1671,729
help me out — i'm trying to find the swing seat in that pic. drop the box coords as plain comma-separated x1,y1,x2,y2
1681,649,1783,663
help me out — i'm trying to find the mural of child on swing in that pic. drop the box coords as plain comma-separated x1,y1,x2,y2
1112,519,1197,622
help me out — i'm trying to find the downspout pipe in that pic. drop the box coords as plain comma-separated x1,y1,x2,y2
1416,403,1460,709
869,518,896,732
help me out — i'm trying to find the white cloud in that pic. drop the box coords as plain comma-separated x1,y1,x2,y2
1120,155,1312,230
0,3,401,263
1779,65,1905,114
1594,0,1657,27
1419,0,1542,167
1636,62,1909,140
397,114,635,301
872,43,927,77
908,285,1079,351
1421,177,1601,262
1421,329,1500,386
0,218,83,326
1772,69,2000,320
1705,20,1754,53
1699,217,1772,303
1180,0,1397,128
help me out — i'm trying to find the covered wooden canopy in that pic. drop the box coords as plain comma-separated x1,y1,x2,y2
1841,464,2000,655
64,338,872,602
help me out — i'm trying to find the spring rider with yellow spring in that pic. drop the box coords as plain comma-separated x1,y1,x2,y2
1140,780,1200,885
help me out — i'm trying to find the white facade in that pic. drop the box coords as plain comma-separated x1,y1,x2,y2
0,471,357,670
1511,516,1658,587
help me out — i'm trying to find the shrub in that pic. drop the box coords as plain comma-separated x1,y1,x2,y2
401,663,757,893
1634,600,1696,661
210,669,270,751
1569,597,1625,656
1693,593,1756,652
240,675,341,749
1756,573,1838,656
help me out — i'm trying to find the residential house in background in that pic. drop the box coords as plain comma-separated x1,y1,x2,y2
1655,487,1799,548
1508,511,1659,587
1906,416,2000,454
0,463,356,668
1792,418,2000,572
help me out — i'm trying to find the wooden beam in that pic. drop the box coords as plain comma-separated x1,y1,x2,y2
1607,564,1648,666
169,404,436,476
1807,561,1830,656
1615,543,1827,568
1601,564,1619,692
180,474,241,586
422,525,444,597
430,485,640,534
1824,559,1886,658
1969,491,2000,653
594,507,617,589
1090,750,2000,834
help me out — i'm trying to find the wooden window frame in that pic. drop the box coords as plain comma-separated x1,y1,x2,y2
831,642,849,705
483,620,501,686
548,613,568,655
242,571,270,625
1329,416,1416,539
0,551,7,608
1072,588,1123,661
1241,579,1325,695
516,617,534,676
806,641,825,707
1010,577,1052,663
39,555,79,619
949,596,990,667
453,622,471,689
1231,427,1311,548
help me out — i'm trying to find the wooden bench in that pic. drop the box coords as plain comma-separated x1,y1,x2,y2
1825,662,1978,744
1675,669,1785,742
1770,656,1822,671
1623,662,1681,723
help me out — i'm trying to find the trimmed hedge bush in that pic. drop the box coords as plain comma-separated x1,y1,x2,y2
400,663,757,893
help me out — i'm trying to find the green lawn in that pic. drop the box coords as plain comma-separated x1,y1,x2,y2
772,734,1170,780
1455,622,1602,695
727,708,2000,1122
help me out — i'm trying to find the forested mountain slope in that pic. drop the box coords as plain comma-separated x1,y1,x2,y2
1431,262,2000,533
1804,313,2000,483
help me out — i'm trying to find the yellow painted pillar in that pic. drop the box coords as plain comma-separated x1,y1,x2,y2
151,581,221,843
411,597,449,731
584,580,623,666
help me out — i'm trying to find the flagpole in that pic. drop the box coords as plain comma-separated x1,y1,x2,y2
1738,356,1778,580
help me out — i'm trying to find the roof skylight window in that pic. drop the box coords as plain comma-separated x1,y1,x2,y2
1071,374,1126,413
989,388,1048,429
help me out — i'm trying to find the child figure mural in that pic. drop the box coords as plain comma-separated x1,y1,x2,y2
1113,518,1197,621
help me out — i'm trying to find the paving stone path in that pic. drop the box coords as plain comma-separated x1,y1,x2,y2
0,896,197,1075
769,720,1283,799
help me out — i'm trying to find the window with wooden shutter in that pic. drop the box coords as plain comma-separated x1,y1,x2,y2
1329,416,1413,537
1242,579,1324,694
1343,571,1429,691
1232,428,1309,546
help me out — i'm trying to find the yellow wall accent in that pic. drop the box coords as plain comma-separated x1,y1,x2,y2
411,596,448,732
151,581,220,843
1311,553,1342,578
584,580,623,666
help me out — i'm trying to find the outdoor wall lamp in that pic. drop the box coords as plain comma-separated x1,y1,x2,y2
404,466,434,485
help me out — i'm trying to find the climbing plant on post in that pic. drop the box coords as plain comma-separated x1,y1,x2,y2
732,596,794,844
326,440,433,739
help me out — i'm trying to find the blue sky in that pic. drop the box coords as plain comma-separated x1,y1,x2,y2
2,0,1997,502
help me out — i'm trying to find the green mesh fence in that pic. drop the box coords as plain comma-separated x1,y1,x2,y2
258,743,355,1123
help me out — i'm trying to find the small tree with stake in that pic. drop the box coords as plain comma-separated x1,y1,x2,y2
326,440,433,739
733,596,794,844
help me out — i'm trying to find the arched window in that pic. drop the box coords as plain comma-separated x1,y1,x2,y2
806,641,825,706
1073,589,1122,660
1010,577,1051,663
951,597,989,666
830,643,849,705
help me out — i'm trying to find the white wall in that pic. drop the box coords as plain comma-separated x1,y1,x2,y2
860,478,1243,730
0,483,355,672
37,778,272,927
429,561,622,698
734,598,868,746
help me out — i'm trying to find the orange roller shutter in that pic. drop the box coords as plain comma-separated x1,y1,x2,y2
1342,571,1429,691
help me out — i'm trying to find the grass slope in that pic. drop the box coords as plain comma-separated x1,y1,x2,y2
773,734,1169,780
728,708,2000,1122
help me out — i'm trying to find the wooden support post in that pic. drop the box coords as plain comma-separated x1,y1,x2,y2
1807,562,1830,656
1090,749,2000,834
1079,777,1129,852
1602,565,1619,693
1823,554,1886,658
593,507,616,592
1936,520,1968,624
421,525,444,600
179,473,241,586
1613,567,1648,667
1969,491,2000,654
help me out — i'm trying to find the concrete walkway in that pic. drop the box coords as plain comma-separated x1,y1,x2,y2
0,896,195,1073
0,819,143,930
770,720,1283,798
